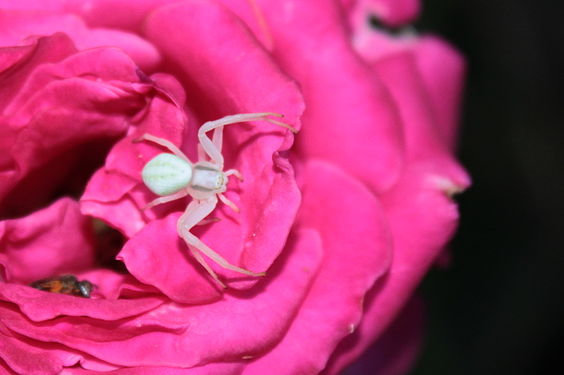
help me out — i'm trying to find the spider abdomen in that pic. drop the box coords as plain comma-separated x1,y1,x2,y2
142,153,192,196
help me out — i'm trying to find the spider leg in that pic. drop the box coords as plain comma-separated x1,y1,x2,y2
197,113,296,168
197,144,207,162
134,134,190,162
225,169,244,181
178,197,265,286
196,217,221,226
218,193,240,213
144,190,188,210
189,247,226,288
211,121,223,159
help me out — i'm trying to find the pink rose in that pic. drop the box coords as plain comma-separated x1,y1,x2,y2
0,1,469,374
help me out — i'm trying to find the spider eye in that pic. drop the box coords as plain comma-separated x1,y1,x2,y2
142,153,192,196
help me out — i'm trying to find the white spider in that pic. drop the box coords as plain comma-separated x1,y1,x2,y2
136,113,297,288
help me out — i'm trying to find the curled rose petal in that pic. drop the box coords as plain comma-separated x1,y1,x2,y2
414,36,466,150
376,167,465,331
118,212,223,304
373,51,469,187
0,283,164,322
77,268,163,300
145,0,304,128
349,11,466,150
0,0,175,32
325,159,467,371
253,0,405,193
1,229,322,367
0,198,94,283
244,160,392,374
0,325,79,375
321,44,469,369
0,33,75,112
0,34,150,218
0,11,160,70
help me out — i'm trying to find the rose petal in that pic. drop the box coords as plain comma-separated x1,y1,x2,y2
0,324,124,374
244,160,392,374
3,47,145,119
0,33,76,116
0,198,94,284
335,40,471,352
60,363,243,375
187,148,301,289
78,268,162,300
0,0,65,12
0,361,16,375
0,325,79,375
81,169,139,205
0,0,175,32
118,212,222,304
0,36,149,217
73,355,121,372
0,283,164,322
145,0,304,128
0,12,160,70
329,56,472,359
255,0,404,193
1,229,322,367
327,162,466,373
414,36,466,150
373,51,470,188
81,170,146,238
349,23,466,150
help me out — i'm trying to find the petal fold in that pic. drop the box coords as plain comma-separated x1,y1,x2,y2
244,160,392,374
0,12,160,70
256,0,404,193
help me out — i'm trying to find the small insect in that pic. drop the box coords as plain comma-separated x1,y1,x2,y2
31,275,93,298
137,112,297,288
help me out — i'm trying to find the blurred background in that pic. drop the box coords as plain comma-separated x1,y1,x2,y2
412,0,564,374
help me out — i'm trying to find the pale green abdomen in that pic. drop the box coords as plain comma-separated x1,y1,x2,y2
141,153,192,196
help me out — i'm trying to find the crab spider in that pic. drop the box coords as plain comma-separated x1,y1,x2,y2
136,113,297,288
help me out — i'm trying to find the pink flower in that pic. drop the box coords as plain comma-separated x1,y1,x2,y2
0,1,469,374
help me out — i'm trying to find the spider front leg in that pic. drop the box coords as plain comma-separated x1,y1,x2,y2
178,196,265,287
225,169,244,181
197,112,296,167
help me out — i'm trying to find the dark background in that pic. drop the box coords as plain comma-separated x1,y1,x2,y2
413,0,564,374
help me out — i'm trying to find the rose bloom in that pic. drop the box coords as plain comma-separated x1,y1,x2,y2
0,0,469,374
